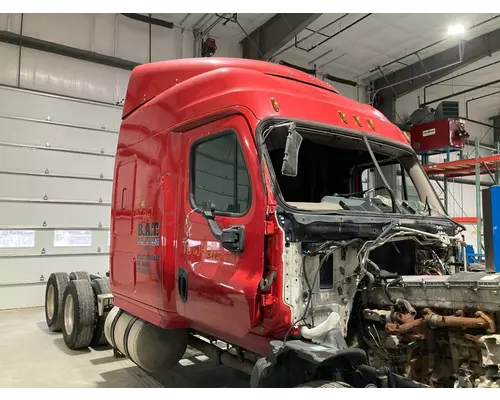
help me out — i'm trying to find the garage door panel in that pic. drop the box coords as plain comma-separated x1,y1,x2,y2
0,86,118,310
0,203,111,227
0,254,109,282
0,285,46,310
0,117,118,154
0,86,122,132
0,255,109,310
0,147,115,177
0,174,112,203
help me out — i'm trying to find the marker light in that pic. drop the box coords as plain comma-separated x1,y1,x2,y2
338,111,348,124
353,115,363,127
270,97,279,112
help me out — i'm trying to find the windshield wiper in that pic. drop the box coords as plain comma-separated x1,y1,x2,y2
362,135,402,214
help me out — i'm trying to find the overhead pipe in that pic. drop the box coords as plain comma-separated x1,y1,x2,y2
120,14,173,29
461,117,495,130
270,14,349,59
0,30,138,71
306,14,372,52
370,43,465,104
421,78,500,107
308,49,333,65
278,60,316,76
201,14,227,37
423,58,500,105
192,14,210,33
179,13,192,26
217,13,263,58
323,73,357,87
465,90,500,118
369,14,500,74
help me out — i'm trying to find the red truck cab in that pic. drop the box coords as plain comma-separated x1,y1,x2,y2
107,58,462,388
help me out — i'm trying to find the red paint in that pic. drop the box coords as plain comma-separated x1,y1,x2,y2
453,217,480,223
110,58,409,356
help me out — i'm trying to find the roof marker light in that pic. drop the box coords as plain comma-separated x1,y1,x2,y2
353,115,363,127
270,97,279,112
338,111,348,124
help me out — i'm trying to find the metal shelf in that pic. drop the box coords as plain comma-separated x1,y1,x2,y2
423,154,500,178
421,137,500,254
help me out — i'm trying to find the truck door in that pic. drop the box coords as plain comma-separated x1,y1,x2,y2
176,115,266,338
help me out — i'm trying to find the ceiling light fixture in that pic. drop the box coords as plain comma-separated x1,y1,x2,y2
447,23,465,35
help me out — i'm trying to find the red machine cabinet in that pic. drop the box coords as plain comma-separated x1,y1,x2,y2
410,118,468,154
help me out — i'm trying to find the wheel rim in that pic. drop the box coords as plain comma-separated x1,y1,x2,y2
46,284,55,320
64,294,75,335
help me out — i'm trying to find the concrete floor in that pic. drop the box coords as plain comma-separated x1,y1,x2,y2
0,307,250,388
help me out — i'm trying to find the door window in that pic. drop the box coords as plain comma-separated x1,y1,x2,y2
190,131,251,215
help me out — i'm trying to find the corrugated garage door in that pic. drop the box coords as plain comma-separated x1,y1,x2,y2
0,85,121,310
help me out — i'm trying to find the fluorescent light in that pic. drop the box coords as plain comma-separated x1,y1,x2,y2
447,24,465,35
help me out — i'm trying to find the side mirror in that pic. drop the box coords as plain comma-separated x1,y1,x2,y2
281,124,303,177
200,201,245,253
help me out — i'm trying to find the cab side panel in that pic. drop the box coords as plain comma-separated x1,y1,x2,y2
111,127,168,319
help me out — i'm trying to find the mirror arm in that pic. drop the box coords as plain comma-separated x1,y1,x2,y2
205,217,223,241
201,201,223,240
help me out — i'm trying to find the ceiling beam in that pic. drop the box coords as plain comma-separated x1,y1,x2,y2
371,27,500,98
240,13,321,60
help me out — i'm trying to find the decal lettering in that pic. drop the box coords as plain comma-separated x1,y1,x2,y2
136,253,161,275
184,241,222,263
133,207,153,220
137,221,160,246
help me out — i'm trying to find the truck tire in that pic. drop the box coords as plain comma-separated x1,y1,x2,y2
90,278,111,347
69,271,90,281
45,272,70,332
296,381,352,388
62,279,96,350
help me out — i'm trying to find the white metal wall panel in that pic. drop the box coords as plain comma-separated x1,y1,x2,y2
20,47,130,104
0,86,119,310
0,147,115,179
0,117,118,153
0,85,122,130
0,43,19,86
0,203,112,228
0,13,22,32
22,14,96,51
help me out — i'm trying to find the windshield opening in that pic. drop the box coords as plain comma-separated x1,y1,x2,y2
264,124,445,216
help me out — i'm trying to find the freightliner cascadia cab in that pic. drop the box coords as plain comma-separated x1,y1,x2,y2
103,58,483,388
